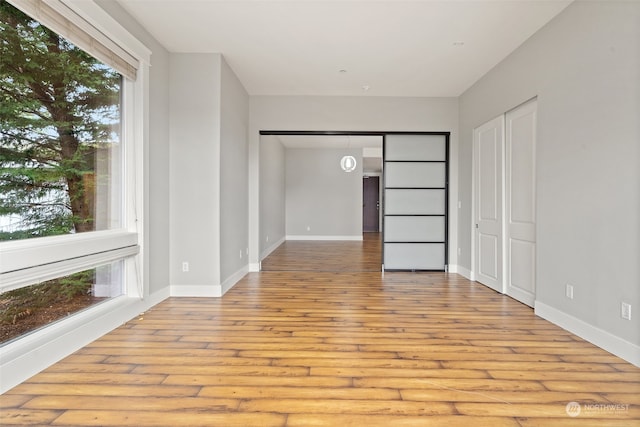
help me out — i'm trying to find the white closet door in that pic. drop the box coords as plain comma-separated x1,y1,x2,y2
474,116,504,293
506,99,537,307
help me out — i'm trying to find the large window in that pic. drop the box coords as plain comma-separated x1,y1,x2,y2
0,1,123,239
0,0,144,344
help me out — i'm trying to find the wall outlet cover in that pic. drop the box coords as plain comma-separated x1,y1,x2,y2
621,302,631,320
565,284,574,300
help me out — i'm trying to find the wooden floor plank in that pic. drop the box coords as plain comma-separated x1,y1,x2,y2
164,374,352,387
198,385,400,400
52,410,286,427
22,395,240,412
354,377,547,392
456,402,640,418
441,360,616,372
0,395,33,409
400,389,605,404
0,409,62,426
542,381,640,393
271,357,443,369
518,419,640,427
106,355,274,367
489,370,639,382
4,384,200,397
286,414,521,427
309,366,490,379
237,398,455,415
2,236,639,426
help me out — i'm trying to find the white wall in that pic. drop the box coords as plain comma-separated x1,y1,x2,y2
249,96,459,268
286,148,362,239
458,1,640,363
259,135,286,259
220,57,249,288
169,53,221,295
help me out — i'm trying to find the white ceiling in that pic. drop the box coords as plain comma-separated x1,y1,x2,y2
116,0,572,97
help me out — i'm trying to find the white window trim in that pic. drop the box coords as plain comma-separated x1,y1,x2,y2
61,0,151,67
0,234,139,294
0,230,138,274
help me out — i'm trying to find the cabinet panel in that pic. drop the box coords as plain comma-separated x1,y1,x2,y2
385,134,446,161
385,216,445,242
384,243,445,270
384,189,445,215
385,162,445,188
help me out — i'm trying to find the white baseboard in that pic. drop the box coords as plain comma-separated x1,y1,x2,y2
286,235,363,241
449,264,473,280
261,236,286,260
170,284,221,297
535,301,640,367
170,266,249,298
249,263,260,272
0,288,169,393
221,265,248,295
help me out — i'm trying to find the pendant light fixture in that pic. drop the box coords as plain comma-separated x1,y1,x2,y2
340,135,357,173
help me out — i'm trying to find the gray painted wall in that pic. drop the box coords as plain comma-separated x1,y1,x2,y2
96,0,171,296
259,136,286,258
220,58,250,283
169,54,221,291
285,148,363,238
458,1,640,347
249,96,459,267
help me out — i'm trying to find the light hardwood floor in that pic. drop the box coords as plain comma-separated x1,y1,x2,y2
2,236,639,426
261,232,382,272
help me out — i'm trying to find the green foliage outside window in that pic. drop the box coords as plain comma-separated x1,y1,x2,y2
0,0,122,240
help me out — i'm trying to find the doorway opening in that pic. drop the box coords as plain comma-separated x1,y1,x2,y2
363,176,380,233
258,130,450,273
259,131,383,271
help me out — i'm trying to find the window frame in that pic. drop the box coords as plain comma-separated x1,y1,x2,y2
0,0,151,314
0,0,150,298
0,0,153,393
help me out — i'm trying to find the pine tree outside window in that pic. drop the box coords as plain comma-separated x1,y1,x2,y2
0,0,122,240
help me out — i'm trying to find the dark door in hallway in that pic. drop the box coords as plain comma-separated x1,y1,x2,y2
363,176,379,232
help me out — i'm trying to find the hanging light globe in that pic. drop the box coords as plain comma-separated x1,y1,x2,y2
340,155,357,172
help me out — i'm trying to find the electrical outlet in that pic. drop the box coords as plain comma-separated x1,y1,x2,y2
621,302,631,320
306,226,311,231
239,250,243,259
457,248,461,256
182,262,189,272
565,283,574,300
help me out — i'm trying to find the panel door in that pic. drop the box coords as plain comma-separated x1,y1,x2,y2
363,176,379,232
474,116,504,293
506,99,537,306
